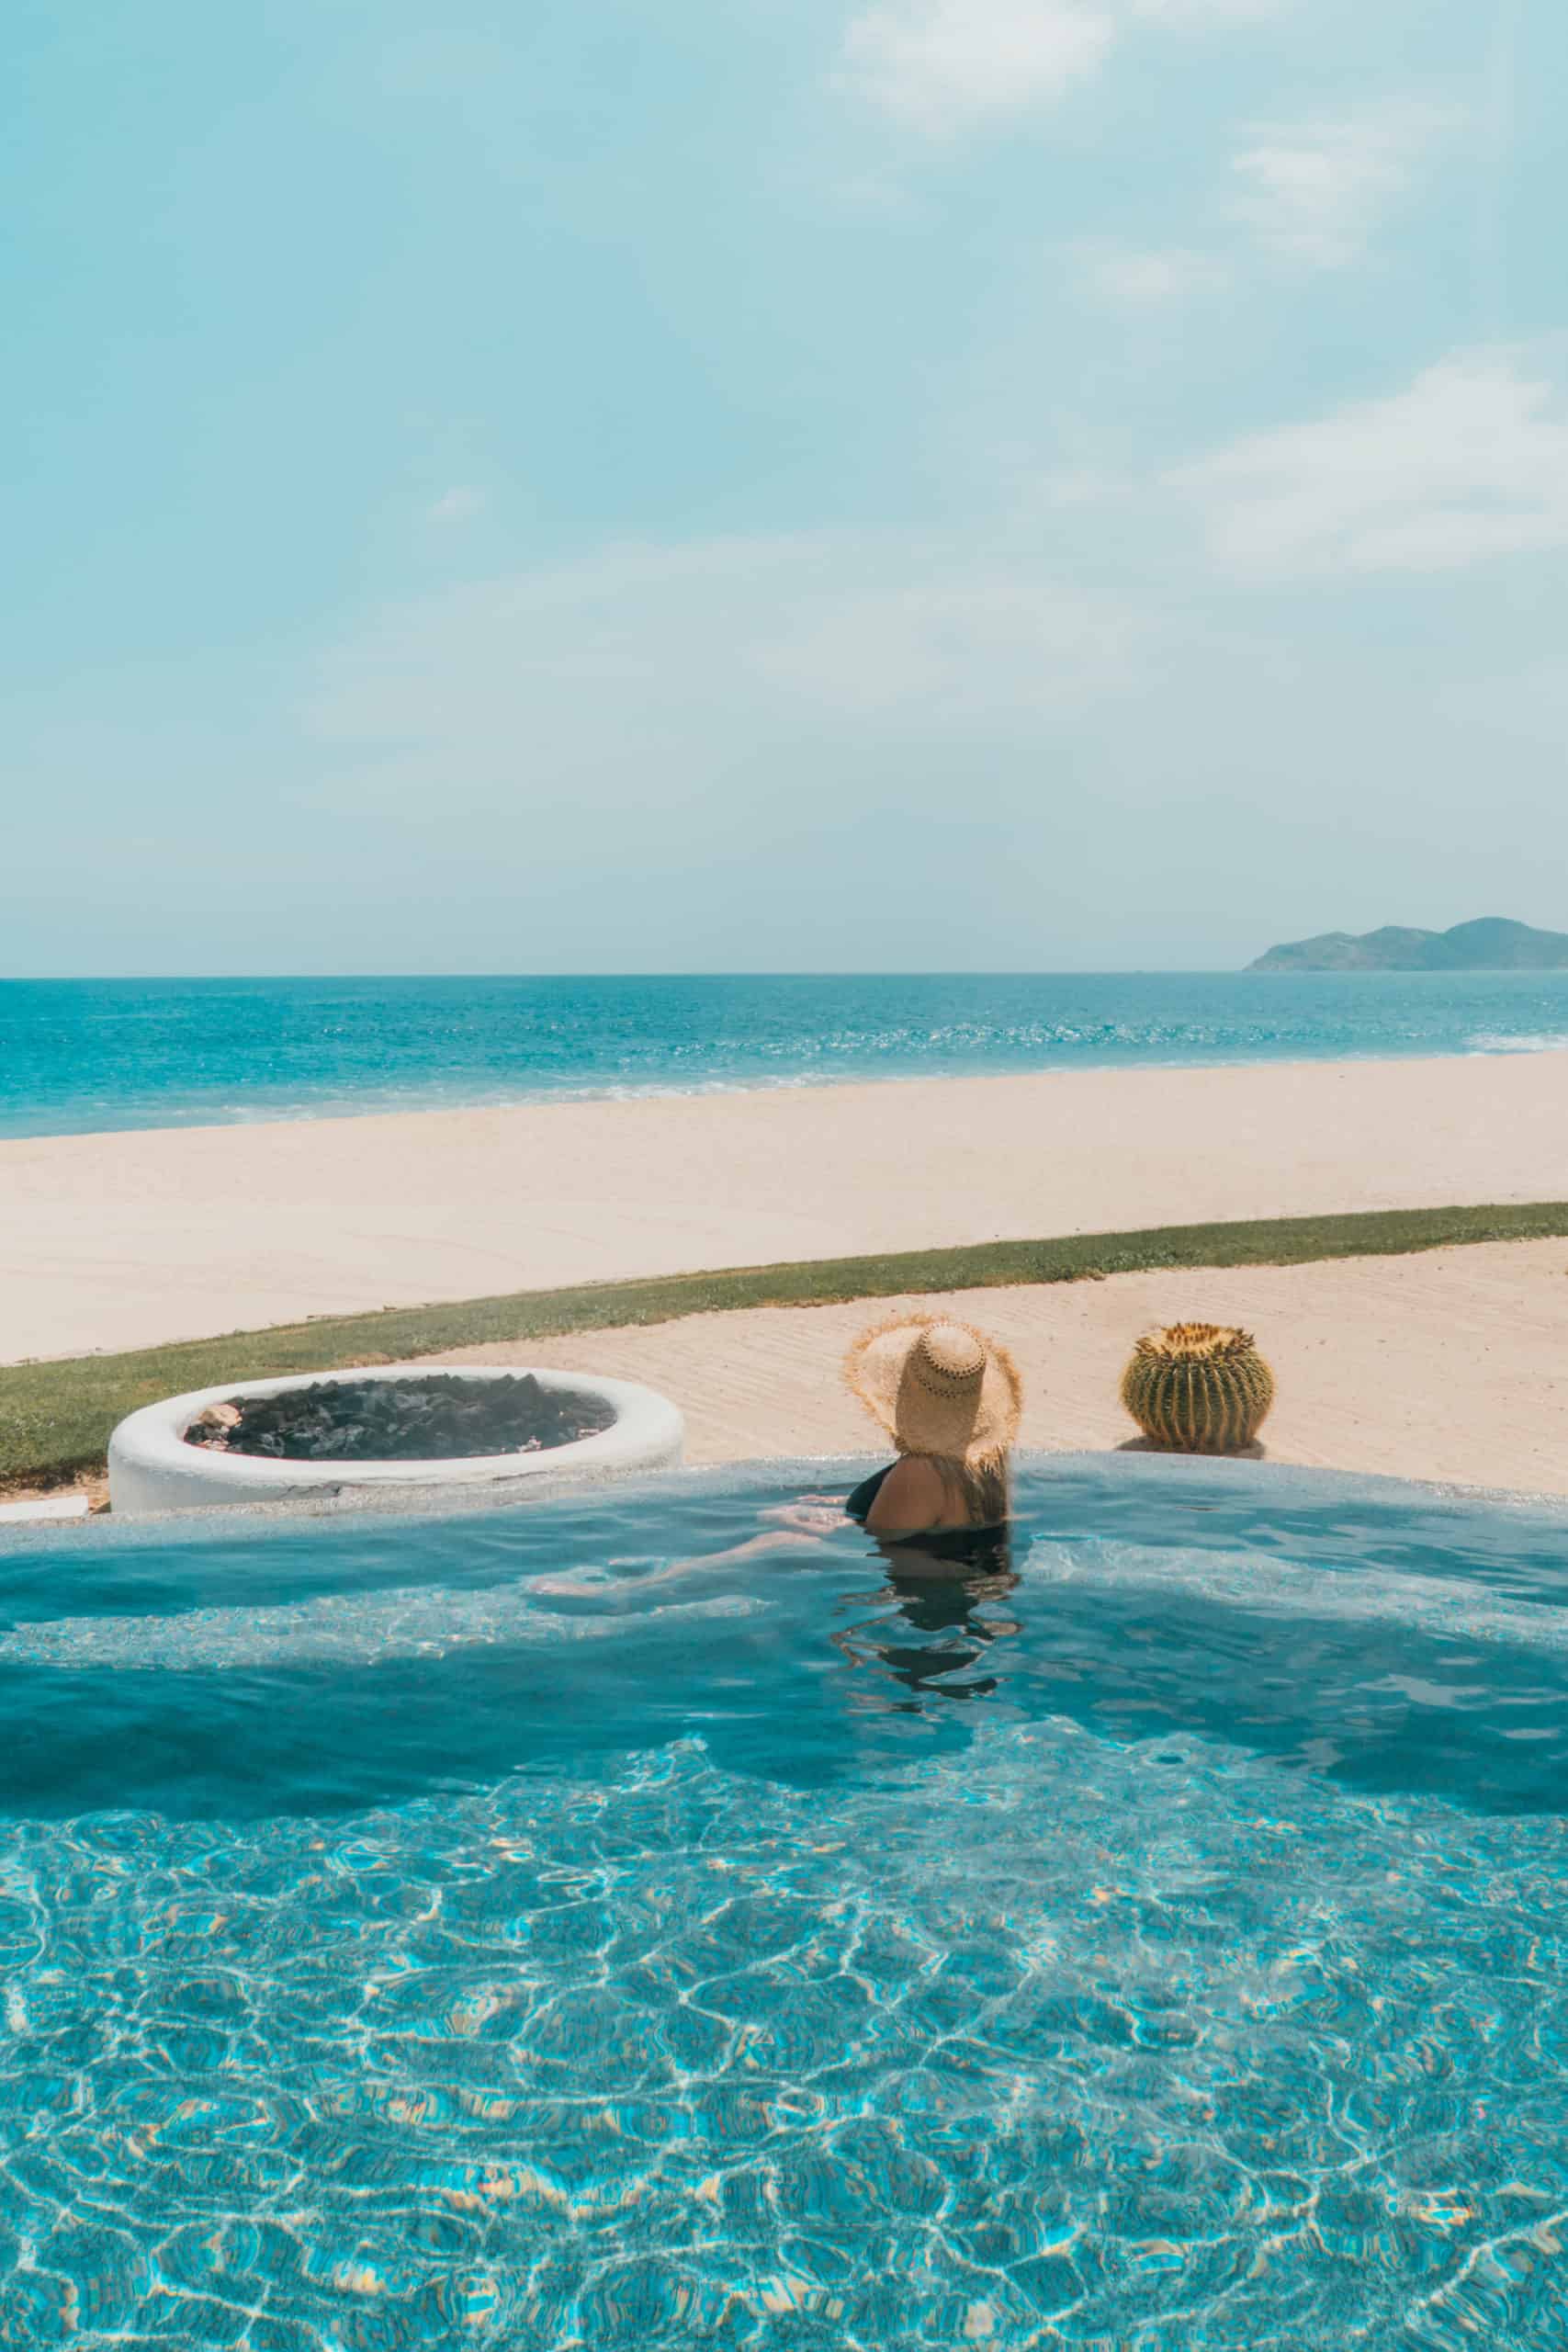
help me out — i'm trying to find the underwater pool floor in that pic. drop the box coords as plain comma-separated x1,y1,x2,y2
0,1457,1564,2348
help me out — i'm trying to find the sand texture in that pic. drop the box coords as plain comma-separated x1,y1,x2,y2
432,1237,1568,1499
2,1051,1565,1363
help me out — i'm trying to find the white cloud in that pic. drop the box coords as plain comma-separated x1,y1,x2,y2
311,534,1147,763
1039,464,1134,506
1129,0,1284,19
838,0,1283,133
751,552,1145,712
428,486,485,523
1070,242,1228,310
1231,98,1458,268
839,0,1112,133
1170,347,1568,572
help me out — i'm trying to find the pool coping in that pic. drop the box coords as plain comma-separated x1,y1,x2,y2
5,1446,1568,1555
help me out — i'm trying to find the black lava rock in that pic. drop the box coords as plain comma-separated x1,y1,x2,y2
186,1374,615,1464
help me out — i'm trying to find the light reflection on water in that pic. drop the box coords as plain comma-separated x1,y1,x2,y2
0,1457,1566,2347
6,971,1568,1138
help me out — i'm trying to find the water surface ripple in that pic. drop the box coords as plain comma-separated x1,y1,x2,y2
6,971,1568,1137
0,1459,1564,2348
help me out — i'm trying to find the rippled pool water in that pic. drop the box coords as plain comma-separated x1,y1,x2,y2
2,1456,1566,2348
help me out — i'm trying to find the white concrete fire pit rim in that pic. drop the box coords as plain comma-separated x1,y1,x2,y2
109,1363,684,1498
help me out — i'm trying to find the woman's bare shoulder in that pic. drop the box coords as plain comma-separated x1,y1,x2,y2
864,1454,948,1533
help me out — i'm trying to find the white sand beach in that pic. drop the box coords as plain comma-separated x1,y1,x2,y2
2,1049,1566,1364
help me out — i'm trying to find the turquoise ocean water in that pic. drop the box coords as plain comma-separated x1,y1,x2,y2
4,972,1568,1140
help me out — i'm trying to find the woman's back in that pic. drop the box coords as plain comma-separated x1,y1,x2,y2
848,1455,1010,1557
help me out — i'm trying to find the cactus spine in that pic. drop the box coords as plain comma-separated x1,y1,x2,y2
1120,1323,1275,1454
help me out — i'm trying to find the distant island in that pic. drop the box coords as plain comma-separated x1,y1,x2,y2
1249,917,1568,974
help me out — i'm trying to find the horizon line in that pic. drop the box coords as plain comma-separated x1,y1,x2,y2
0,966,1524,986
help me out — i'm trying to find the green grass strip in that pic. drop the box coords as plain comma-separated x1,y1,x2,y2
5,1201,1566,1487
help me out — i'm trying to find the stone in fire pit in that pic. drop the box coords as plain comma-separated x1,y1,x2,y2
187,1373,614,1464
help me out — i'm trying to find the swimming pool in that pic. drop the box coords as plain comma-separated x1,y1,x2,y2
1,1454,1565,2347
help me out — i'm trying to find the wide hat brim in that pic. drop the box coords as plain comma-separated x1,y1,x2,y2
843,1312,1022,1463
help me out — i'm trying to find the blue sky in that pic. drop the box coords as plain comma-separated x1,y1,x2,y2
6,0,1564,972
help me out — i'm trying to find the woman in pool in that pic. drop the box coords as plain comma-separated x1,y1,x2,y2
567,1312,1021,1598
842,1311,1021,1556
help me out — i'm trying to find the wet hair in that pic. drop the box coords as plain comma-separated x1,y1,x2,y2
917,1451,1010,1529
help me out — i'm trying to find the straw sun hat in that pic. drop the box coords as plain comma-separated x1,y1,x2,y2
844,1313,1022,1465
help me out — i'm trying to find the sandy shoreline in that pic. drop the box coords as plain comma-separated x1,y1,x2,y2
2,1050,1566,1364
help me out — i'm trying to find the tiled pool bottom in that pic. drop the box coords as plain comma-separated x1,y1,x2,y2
1,1459,1566,2348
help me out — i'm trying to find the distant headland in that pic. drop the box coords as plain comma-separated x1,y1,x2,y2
1249,917,1568,974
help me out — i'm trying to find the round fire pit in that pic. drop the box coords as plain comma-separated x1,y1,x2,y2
107,1364,685,1518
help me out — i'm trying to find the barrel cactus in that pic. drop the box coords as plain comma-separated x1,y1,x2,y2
1121,1322,1275,1454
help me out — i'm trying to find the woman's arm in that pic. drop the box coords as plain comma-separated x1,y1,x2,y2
534,1498,852,1597
863,1455,948,1538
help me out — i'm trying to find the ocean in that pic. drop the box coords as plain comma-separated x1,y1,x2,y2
3,971,1567,1142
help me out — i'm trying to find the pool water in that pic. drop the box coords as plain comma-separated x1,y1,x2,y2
1,1456,1566,2348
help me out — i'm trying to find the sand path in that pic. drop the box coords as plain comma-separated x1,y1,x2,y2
432,1237,1568,1498
3,1051,1567,1363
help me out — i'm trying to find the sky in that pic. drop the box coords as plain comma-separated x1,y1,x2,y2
5,0,1565,974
